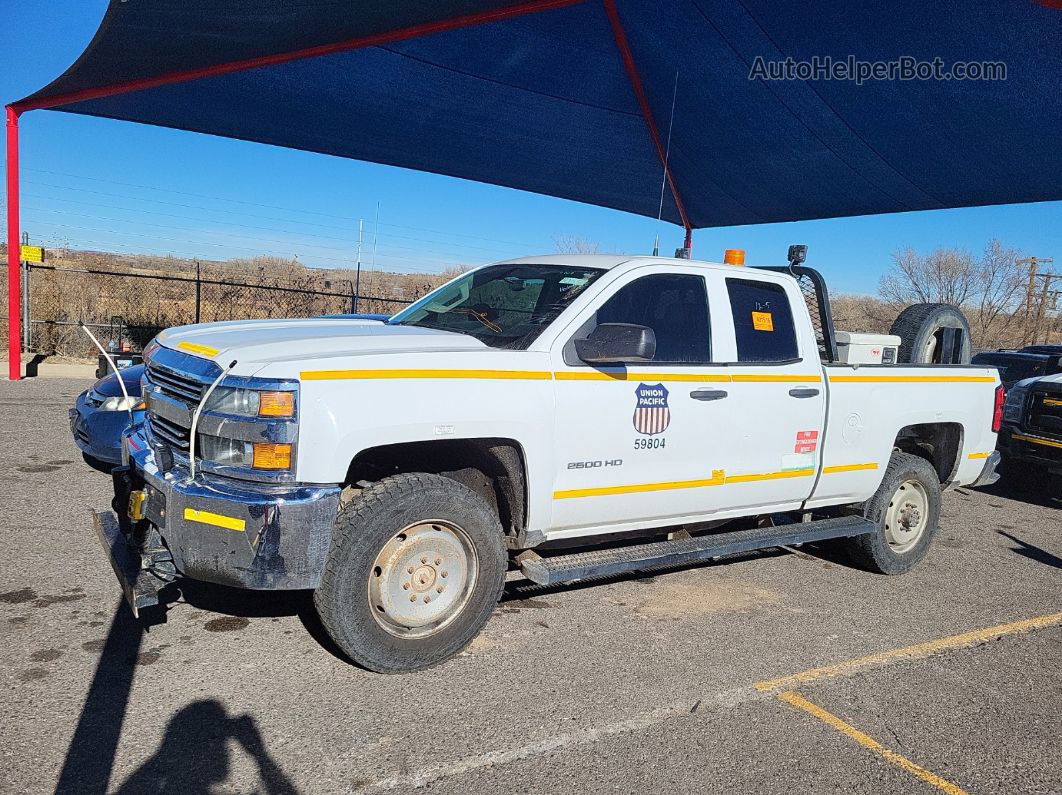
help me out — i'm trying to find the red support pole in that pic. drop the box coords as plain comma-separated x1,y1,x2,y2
684,227,693,256
6,106,21,381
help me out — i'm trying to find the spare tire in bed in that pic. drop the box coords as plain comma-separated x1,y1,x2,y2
889,303,972,364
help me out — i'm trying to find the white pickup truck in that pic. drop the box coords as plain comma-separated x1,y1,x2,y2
100,252,1004,672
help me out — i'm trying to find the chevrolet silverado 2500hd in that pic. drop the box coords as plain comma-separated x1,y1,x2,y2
99,254,1004,672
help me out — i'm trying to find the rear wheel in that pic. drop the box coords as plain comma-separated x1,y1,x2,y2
842,451,941,574
314,472,507,673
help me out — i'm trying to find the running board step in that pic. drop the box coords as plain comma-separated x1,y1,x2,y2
519,516,875,586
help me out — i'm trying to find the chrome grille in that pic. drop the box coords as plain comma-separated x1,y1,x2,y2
146,362,205,404
148,413,190,452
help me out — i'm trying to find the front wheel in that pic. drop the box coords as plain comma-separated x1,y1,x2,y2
841,451,941,574
314,473,507,673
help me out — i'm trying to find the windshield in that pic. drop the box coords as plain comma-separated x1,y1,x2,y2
389,263,604,349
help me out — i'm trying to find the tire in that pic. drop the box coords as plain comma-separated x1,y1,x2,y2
841,451,941,574
890,303,972,364
314,472,507,673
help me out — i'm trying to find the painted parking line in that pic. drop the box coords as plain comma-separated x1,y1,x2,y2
358,611,1062,791
753,611,1062,692
778,691,968,795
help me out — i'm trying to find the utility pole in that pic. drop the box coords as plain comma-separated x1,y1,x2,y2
355,218,363,313
1018,256,1054,346
1031,272,1062,346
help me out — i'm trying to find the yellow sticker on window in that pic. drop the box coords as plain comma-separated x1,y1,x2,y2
751,311,774,331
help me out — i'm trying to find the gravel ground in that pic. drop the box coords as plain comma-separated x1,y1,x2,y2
0,377,1059,794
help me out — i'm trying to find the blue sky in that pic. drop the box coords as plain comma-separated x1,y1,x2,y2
2,1,1059,294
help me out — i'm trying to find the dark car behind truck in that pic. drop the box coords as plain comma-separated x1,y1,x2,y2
997,374,1062,485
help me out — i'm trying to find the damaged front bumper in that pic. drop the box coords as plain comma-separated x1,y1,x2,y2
98,427,341,614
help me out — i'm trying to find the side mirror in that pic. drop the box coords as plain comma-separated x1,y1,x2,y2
575,323,656,364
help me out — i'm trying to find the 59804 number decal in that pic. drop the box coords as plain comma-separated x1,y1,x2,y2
634,438,666,450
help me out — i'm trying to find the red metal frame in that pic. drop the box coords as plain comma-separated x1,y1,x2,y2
13,0,585,113
602,0,693,250
6,106,20,380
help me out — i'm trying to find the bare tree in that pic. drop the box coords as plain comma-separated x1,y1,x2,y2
878,239,1026,349
553,235,601,255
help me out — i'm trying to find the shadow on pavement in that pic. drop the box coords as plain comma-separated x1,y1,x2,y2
998,530,1062,570
166,579,349,664
56,599,146,794
974,478,1061,509
113,700,298,795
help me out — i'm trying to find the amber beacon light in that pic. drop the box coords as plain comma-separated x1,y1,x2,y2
723,249,746,266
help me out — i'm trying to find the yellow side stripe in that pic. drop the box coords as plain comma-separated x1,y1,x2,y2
1012,432,1062,450
183,508,246,532
967,452,990,460
300,368,552,381
778,692,969,795
176,341,220,357
821,462,879,474
730,373,822,383
303,369,824,383
554,371,730,383
830,375,996,384
1043,398,1062,407
553,467,832,500
553,470,726,500
724,468,815,483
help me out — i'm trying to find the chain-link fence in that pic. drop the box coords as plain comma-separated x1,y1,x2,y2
7,261,430,358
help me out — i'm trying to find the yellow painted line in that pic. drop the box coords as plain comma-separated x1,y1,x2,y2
822,462,879,474
967,452,990,460
1012,432,1062,450
778,691,968,795
183,508,246,532
724,468,814,483
754,611,1062,692
554,370,729,383
300,368,552,381
554,470,726,500
830,375,996,384
176,341,220,357
730,373,822,383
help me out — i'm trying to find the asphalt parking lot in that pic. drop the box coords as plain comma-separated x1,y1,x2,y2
1,376,1059,794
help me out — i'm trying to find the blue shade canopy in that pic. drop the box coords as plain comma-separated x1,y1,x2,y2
14,0,1062,229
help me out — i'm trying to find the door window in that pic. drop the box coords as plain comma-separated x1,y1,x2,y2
588,273,712,364
726,278,798,362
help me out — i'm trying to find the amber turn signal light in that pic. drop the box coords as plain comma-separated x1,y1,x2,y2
252,443,292,470
258,391,295,417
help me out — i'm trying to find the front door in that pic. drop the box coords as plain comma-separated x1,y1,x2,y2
550,268,733,535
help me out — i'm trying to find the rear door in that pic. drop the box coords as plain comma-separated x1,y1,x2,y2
704,271,827,511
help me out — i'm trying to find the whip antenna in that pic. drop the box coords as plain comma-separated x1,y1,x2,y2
654,70,680,252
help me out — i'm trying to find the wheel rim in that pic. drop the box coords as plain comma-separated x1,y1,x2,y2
883,479,929,553
367,520,479,638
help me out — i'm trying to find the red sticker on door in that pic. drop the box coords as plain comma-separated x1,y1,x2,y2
794,429,819,454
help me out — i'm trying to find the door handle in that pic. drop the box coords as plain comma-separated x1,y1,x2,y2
788,387,820,399
690,389,729,401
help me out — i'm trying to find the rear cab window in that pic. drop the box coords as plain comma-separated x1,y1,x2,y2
726,278,799,362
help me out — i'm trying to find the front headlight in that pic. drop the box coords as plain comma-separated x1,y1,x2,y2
1002,386,1028,423
99,395,146,412
198,434,293,470
204,387,295,418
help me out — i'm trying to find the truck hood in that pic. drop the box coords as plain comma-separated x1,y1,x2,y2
155,318,486,367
